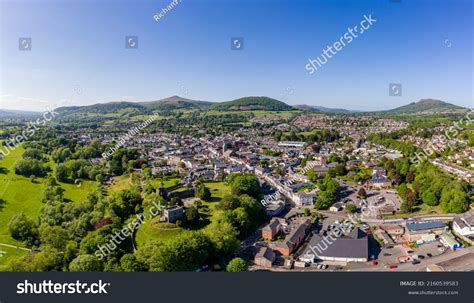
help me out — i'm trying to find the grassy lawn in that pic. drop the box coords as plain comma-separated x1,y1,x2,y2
135,218,184,244
205,181,231,200
0,145,98,267
107,175,134,195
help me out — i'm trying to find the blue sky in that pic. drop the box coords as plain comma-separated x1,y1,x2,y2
0,0,472,111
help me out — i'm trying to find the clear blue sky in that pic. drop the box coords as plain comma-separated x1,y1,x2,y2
0,0,472,111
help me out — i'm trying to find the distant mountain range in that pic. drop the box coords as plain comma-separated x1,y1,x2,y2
0,109,42,118
0,97,469,118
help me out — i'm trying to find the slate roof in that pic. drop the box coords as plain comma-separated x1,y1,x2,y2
406,221,446,232
304,228,368,259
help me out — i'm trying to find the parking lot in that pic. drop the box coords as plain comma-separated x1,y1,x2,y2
375,241,447,267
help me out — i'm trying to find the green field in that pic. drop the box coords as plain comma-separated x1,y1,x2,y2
0,146,97,267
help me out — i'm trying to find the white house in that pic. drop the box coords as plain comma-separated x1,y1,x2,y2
453,213,474,236
292,192,315,206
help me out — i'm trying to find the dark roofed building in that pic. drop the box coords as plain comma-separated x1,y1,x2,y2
300,228,369,263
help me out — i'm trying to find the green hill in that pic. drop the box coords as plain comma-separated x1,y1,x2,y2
56,102,148,118
384,99,468,115
211,96,294,111
139,96,214,111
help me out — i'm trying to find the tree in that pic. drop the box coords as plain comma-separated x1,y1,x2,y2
400,201,414,213
135,232,212,272
195,183,211,201
14,159,46,177
204,222,239,258
56,163,69,182
10,245,64,272
219,195,241,210
8,213,38,247
357,187,367,198
120,254,145,272
421,191,438,206
23,148,43,160
304,208,311,216
39,225,69,250
69,254,103,272
346,204,357,214
185,208,199,224
226,257,248,272
314,191,336,210
109,188,143,220
406,171,415,183
226,173,261,198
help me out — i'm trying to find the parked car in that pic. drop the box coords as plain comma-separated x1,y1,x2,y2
412,260,420,265
372,261,378,266
426,253,433,258
389,265,398,269
383,253,391,256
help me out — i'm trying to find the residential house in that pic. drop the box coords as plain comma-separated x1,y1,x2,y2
272,219,311,256
453,212,474,237
254,247,276,268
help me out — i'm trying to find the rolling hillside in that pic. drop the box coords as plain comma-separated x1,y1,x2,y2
139,96,214,111
383,99,469,115
56,102,149,118
211,96,295,111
